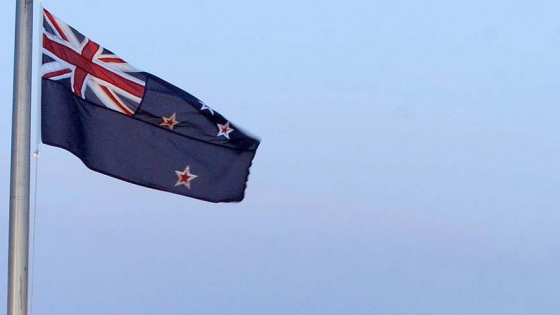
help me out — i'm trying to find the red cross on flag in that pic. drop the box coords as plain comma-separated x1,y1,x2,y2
41,9,146,116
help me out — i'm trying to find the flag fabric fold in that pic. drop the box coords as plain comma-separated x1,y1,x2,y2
40,8,259,202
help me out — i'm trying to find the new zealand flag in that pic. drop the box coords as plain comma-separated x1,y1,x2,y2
41,8,260,202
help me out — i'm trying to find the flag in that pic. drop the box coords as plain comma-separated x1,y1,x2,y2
40,8,260,203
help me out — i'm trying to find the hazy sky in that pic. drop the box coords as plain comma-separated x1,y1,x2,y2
2,1,560,314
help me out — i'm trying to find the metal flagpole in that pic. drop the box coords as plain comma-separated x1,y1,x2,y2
8,0,34,314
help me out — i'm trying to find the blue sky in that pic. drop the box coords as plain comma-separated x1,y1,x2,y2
2,0,560,314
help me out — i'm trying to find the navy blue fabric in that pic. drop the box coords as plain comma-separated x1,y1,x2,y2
134,74,259,151
41,78,259,203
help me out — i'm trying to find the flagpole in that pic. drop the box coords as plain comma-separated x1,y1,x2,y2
8,0,34,314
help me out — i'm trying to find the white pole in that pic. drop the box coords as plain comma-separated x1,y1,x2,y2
8,0,34,314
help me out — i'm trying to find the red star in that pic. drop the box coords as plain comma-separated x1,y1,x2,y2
174,166,198,189
217,121,234,139
160,113,180,130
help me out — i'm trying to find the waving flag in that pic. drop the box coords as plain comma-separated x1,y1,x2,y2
41,8,260,202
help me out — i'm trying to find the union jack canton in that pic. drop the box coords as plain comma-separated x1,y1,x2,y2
41,9,146,116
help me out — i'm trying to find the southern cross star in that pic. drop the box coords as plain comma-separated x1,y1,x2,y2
160,113,180,130
175,166,198,189
217,121,234,139
200,101,214,115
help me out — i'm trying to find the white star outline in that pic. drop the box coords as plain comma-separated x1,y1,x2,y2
160,112,180,130
200,101,214,115
174,166,198,189
217,121,235,139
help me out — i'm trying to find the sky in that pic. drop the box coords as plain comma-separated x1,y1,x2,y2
2,0,560,314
